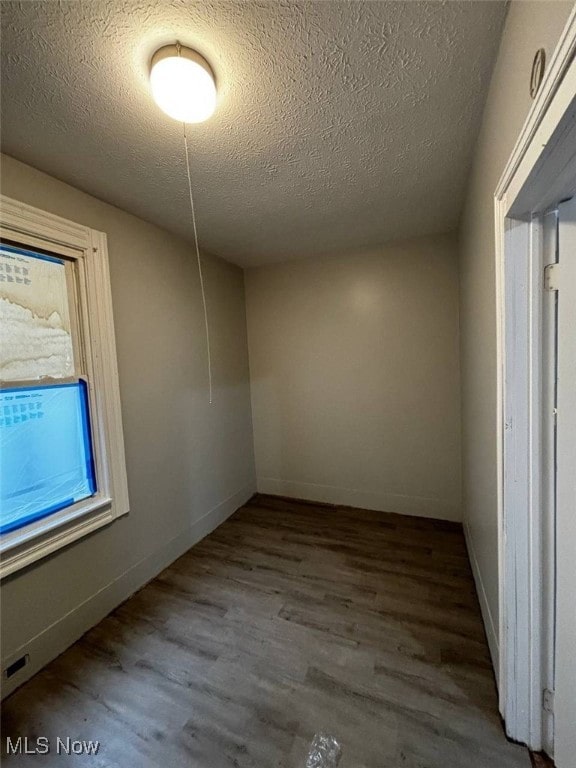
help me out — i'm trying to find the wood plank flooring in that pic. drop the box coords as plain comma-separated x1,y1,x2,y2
1,495,530,767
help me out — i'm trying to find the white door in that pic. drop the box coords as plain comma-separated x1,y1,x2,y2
555,197,576,768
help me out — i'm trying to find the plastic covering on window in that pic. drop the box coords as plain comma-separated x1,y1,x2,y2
0,243,75,381
0,380,96,534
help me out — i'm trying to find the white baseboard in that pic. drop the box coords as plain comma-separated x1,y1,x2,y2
463,520,500,683
1,482,255,699
256,477,461,522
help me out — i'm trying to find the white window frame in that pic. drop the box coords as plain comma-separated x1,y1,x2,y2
0,195,129,578
494,5,576,754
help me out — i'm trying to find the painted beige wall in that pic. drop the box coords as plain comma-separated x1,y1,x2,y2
245,233,462,521
0,154,256,693
459,0,573,668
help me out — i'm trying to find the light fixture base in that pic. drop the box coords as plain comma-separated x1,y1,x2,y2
150,43,215,84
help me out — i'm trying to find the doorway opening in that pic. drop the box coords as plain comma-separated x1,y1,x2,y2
495,12,576,765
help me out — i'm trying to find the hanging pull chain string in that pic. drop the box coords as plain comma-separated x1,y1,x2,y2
183,121,213,404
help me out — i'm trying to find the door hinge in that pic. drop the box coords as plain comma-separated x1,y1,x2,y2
543,688,555,713
544,263,560,291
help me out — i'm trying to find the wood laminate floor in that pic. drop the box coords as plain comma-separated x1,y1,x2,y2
1,495,530,767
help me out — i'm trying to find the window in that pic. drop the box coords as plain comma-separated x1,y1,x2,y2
0,381,96,534
0,196,129,577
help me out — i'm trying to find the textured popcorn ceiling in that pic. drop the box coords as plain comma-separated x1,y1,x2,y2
0,1,507,267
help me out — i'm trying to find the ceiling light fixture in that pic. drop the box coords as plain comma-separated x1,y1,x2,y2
150,43,216,123
148,41,217,403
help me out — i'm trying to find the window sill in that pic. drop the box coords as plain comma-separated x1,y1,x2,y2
0,496,119,579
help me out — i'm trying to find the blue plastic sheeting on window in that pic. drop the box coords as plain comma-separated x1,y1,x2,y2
0,242,65,265
0,380,96,535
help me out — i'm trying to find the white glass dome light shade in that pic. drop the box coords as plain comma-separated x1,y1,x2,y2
150,44,217,123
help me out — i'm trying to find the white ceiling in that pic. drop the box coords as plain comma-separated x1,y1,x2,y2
0,1,507,267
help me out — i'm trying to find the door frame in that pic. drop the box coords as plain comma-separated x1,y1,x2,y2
494,6,576,753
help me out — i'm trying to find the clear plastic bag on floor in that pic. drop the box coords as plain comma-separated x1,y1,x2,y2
305,733,342,768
